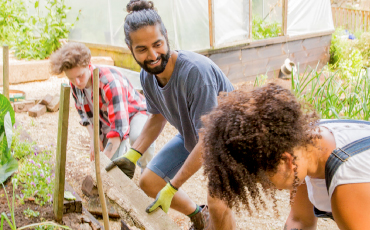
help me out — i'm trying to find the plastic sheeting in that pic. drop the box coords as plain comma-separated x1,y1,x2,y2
287,0,334,36
214,0,249,46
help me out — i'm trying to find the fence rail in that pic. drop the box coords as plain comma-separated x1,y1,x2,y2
332,7,370,32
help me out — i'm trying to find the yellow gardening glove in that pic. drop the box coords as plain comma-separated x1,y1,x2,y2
146,182,178,213
105,148,142,179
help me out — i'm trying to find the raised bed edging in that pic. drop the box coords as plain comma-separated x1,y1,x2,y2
0,56,114,84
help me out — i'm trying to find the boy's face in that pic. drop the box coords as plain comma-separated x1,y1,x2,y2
65,66,91,90
129,24,170,75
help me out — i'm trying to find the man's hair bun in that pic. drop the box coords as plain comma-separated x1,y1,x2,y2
126,0,154,13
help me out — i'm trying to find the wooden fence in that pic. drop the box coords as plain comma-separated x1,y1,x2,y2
332,7,370,32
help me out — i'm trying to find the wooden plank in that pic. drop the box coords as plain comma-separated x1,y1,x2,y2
210,50,241,67
227,63,244,80
257,43,284,59
82,207,103,230
91,154,181,230
3,45,9,100
208,0,215,48
93,68,110,230
249,0,252,39
64,181,83,214
241,48,258,62
53,83,71,222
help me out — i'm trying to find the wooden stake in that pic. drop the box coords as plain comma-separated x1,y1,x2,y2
249,0,253,39
3,45,9,100
282,0,288,36
53,84,71,222
93,68,110,229
208,0,215,48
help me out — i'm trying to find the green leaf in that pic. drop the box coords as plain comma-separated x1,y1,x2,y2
0,156,18,183
64,191,76,200
34,1,39,9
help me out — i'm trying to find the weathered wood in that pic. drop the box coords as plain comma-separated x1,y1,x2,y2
93,67,110,230
257,43,284,59
14,100,35,113
28,104,47,117
3,45,9,100
46,96,60,112
282,0,288,36
208,0,215,48
91,154,181,230
82,207,103,230
53,84,71,222
87,196,120,218
40,94,53,105
249,0,252,39
64,181,83,214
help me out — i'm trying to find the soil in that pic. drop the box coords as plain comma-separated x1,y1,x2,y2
1,76,339,230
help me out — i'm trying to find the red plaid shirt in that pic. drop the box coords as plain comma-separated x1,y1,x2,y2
71,64,147,140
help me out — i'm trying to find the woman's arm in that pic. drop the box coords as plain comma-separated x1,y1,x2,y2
331,183,370,229
285,184,318,230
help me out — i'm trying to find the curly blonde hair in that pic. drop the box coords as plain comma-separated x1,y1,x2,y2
49,42,91,75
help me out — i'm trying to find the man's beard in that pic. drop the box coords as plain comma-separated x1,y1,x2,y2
134,47,171,75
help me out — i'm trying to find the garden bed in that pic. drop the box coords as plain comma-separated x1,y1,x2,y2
0,76,339,230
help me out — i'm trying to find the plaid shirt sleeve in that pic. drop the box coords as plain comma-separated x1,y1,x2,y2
100,69,131,140
71,82,91,126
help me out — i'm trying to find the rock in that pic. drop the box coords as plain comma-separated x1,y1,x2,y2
81,175,98,197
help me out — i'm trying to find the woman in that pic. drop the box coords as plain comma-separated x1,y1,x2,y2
201,83,370,229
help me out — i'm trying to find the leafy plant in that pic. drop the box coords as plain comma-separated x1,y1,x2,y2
291,64,370,120
0,94,17,184
14,148,55,206
11,126,36,160
1,179,71,230
252,16,282,40
12,0,80,60
23,207,40,218
0,0,29,46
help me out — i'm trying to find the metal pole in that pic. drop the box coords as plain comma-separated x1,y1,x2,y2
93,68,110,229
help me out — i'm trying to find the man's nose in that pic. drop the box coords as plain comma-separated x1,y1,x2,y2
148,48,158,61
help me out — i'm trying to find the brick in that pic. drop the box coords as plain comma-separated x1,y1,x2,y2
28,104,46,117
13,100,35,113
39,94,53,105
46,96,60,112
82,175,98,197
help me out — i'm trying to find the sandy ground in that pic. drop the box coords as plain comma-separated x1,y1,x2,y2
10,76,338,229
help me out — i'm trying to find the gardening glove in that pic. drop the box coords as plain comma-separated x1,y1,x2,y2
146,182,178,214
105,148,142,179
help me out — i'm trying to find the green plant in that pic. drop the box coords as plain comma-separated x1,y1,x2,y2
338,49,363,80
11,126,36,160
0,94,17,184
0,0,29,46
252,16,282,40
23,207,39,218
291,64,370,120
253,74,268,87
356,32,370,67
12,0,80,60
14,148,55,206
1,179,71,230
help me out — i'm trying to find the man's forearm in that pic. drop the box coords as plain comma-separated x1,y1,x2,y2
170,140,203,188
132,113,167,154
103,136,121,159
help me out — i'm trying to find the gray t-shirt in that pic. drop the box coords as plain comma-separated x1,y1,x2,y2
140,50,234,152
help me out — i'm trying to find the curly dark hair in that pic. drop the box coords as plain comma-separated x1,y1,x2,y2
201,83,320,214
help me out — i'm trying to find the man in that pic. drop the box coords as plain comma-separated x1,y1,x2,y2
49,42,154,173
105,0,236,229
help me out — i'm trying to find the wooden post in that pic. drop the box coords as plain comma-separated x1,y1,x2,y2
208,0,215,48
93,68,110,229
249,0,253,39
2,45,9,100
332,7,336,27
282,0,288,36
53,83,71,222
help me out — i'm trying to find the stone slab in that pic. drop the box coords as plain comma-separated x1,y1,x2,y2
28,104,46,117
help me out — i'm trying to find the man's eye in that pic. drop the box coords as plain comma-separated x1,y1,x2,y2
156,43,161,47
